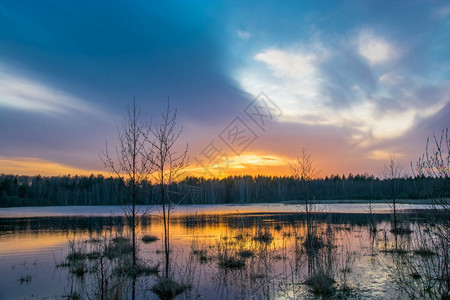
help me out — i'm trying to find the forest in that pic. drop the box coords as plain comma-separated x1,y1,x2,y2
0,172,448,207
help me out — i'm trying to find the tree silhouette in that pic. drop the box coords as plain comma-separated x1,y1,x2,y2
381,155,403,236
100,99,153,267
290,147,320,250
148,99,188,278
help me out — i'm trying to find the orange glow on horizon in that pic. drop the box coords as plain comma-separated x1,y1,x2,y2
1,153,293,179
184,152,291,179
0,156,109,177
1,151,377,180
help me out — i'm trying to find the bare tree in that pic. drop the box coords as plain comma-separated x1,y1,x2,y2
381,155,404,235
149,99,188,278
414,128,449,211
390,129,449,299
100,99,153,267
290,147,320,250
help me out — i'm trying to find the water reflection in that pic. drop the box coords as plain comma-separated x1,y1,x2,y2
0,209,442,299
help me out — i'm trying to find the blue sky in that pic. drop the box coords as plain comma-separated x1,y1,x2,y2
1,0,449,177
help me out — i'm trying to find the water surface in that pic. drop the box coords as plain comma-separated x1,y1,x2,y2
0,204,435,299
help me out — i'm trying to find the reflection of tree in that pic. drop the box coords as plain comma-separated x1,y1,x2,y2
148,100,190,299
213,226,276,299
303,223,336,297
58,233,158,300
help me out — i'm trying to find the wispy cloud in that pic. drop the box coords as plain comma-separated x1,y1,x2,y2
255,48,319,81
367,150,404,161
0,69,100,116
434,5,450,18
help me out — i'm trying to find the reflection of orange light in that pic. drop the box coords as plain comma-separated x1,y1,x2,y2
1,217,372,265
0,231,79,256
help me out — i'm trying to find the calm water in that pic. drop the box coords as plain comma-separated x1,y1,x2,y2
0,204,434,299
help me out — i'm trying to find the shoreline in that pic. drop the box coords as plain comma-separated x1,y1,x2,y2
0,201,446,218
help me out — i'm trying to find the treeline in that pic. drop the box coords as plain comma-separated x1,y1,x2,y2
1,173,448,207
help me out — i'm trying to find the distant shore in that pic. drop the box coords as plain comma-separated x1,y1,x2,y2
283,198,449,205
1,198,448,209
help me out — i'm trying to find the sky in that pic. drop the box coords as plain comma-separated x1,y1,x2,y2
1,0,449,179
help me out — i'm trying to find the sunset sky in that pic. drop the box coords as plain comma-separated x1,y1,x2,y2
1,1,449,178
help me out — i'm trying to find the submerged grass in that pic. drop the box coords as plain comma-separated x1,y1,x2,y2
86,251,102,260
18,274,32,284
142,235,159,244
151,277,191,299
390,227,413,235
305,270,335,296
192,249,209,262
302,234,325,252
381,248,408,255
43,210,448,300
64,291,81,300
66,251,86,261
218,254,245,269
70,261,87,278
413,248,436,257
114,259,159,278
106,237,133,259
253,230,273,243
238,250,254,258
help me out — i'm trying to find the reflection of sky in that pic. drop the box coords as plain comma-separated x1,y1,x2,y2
0,210,405,299
1,1,449,177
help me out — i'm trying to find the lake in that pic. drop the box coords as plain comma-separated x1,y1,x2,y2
0,203,446,299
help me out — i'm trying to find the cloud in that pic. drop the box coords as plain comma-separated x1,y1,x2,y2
0,68,101,117
236,30,450,146
435,5,450,18
255,48,318,80
355,30,398,65
237,30,251,40
367,150,404,161
238,47,325,120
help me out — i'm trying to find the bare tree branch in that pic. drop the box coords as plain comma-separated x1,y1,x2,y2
99,99,154,267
